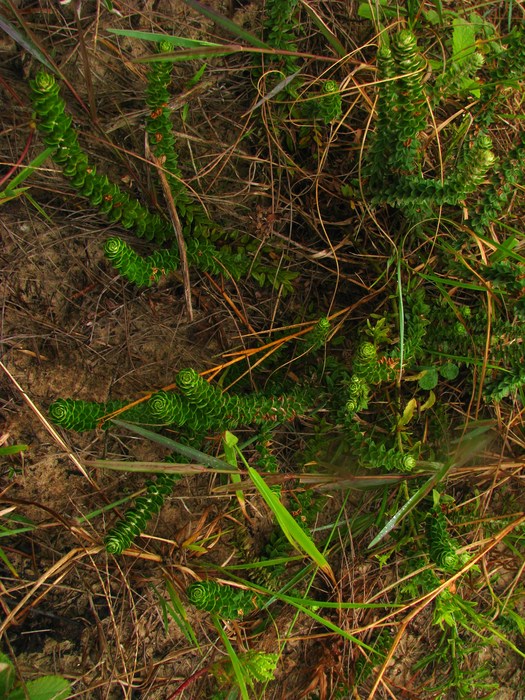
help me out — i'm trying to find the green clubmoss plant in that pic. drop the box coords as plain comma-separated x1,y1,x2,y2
149,369,314,429
212,650,278,690
431,51,484,105
145,41,189,209
145,42,223,241
477,26,525,128
104,236,180,287
426,504,462,572
263,0,300,83
304,315,331,350
365,30,496,219
30,71,173,243
105,471,181,554
30,69,282,290
48,397,158,432
301,80,343,125
186,579,264,619
471,132,525,233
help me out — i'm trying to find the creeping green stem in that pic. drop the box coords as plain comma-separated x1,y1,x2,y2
48,398,158,432
30,71,173,244
105,471,181,554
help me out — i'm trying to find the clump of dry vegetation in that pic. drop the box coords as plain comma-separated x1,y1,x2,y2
1,1,525,698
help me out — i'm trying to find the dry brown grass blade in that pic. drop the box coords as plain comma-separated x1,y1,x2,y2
0,360,96,487
152,154,193,321
203,271,256,334
0,545,102,638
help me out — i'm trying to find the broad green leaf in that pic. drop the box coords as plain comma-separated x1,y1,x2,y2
419,367,439,390
0,444,28,456
357,0,397,20
7,676,71,700
0,653,15,696
420,390,436,412
439,362,460,381
452,17,477,63
398,398,417,428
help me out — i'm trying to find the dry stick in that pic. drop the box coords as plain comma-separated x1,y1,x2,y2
152,154,193,321
73,0,98,125
0,360,96,487
366,513,525,699
203,271,256,334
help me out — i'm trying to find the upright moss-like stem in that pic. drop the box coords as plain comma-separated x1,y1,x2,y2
366,30,427,186
301,81,342,125
344,418,417,472
471,132,525,232
186,580,264,619
145,43,221,242
477,27,525,127
445,132,495,202
366,31,427,198
145,42,188,207
366,43,398,187
426,506,461,572
263,0,300,81
388,29,427,174
431,51,484,105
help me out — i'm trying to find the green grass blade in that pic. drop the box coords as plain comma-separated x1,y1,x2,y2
249,466,333,577
152,580,200,647
0,14,54,70
368,461,452,549
0,547,18,578
301,2,347,57
181,0,270,49
88,458,236,475
112,419,233,471
222,432,245,511
226,431,333,578
0,444,28,456
106,28,221,47
135,45,237,62
277,595,401,610
3,147,55,191
75,493,149,524
212,616,250,700
165,579,200,647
